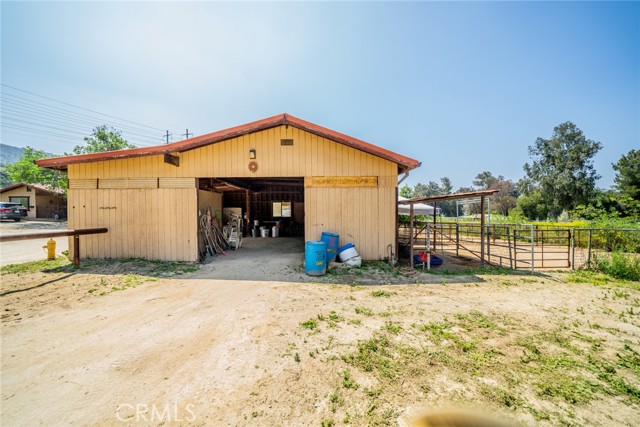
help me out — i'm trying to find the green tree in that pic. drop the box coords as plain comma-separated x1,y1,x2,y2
516,190,549,220
612,149,640,202
72,125,135,154
473,171,503,189
515,177,535,196
524,121,602,218
489,179,518,216
399,184,413,198
0,166,13,187
413,181,442,198
5,147,67,190
412,178,455,216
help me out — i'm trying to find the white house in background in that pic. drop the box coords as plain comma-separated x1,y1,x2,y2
0,183,67,219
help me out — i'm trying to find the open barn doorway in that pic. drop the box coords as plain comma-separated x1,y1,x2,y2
196,177,305,262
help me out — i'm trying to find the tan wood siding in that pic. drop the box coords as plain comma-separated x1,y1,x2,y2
67,188,198,261
69,179,97,189
304,177,397,260
98,178,157,189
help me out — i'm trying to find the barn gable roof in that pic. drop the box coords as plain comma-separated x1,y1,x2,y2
36,113,421,173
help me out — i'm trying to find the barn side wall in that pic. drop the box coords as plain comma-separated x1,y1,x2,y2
304,182,396,260
67,186,198,261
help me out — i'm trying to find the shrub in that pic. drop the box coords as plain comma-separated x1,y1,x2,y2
591,252,640,281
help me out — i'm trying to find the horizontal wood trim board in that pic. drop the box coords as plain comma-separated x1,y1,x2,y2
305,176,378,188
69,179,98,189
159,178,197,188
99,178,158,189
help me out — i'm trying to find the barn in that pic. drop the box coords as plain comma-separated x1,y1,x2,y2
37,114,420,262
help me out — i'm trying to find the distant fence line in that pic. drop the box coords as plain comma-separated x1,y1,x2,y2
398,221,640,272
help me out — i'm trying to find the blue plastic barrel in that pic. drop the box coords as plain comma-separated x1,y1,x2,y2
305,241,327,276
321,232,340,263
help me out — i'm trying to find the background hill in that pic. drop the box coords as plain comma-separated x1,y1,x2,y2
0,144,25,165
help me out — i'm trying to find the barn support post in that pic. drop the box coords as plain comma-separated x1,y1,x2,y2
409,204,414,268
530,224,535,274
571,228,575,270
73,235,80,267
587,229,593,266
433,202,437,253
395,186,399,263
480,195,485,264
507,226,513,269
245,189,251,237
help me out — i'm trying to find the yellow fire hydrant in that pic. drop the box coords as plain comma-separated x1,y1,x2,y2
43,238,56,260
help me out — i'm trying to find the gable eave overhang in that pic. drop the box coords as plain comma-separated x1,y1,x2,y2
36,113,421,173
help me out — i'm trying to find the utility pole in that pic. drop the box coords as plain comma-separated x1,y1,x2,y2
182,129,192,139
164,130,172,144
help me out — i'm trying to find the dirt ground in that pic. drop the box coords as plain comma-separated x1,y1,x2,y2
1,252,639,427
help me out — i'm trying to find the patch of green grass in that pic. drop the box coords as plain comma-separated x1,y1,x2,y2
479,384,522,409
454,310,496,330
342,370,359,389
342,333,398,379
417,321,455,343
364,387,382,398
0,256,72,274
320,418,334,427
371,290,394,298
294,352,300,363
566,270,639,290
536,376,599,404
110,273,145,292
301,319,318,330
328,310,343,322
361,260,395,273
382,321,402,334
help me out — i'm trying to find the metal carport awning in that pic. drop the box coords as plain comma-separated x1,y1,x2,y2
398,189,500,267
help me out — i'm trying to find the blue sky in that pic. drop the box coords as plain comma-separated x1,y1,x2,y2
1,1,638,190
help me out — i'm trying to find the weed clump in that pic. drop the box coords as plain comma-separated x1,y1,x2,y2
590,252,640,281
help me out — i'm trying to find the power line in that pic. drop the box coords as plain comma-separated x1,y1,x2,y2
1,94,170,141
1,83,177,134
1,107,165,144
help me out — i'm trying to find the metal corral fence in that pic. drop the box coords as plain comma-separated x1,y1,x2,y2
398,221,640,272
572,228,640,269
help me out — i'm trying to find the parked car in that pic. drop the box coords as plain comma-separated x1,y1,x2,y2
0,202,28,221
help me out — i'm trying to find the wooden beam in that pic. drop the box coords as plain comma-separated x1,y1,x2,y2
409,204,414,268
245,189,251,237
163,153,180,167
216,178,251,191
0,228,108,242
73,235,80,267
480,195,485,265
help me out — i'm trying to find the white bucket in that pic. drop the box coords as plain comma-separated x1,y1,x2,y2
272,226,279,237
260,228,269,237
344,256,362,267
338,246,358,262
